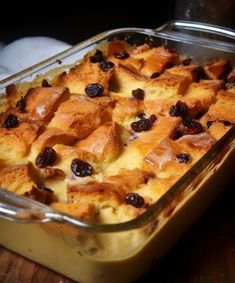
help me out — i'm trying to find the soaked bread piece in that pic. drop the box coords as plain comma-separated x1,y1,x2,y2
0,163,38,195
205,59,232,80
202,90,235,124
0,112,42,163
48,97,113,139
76,122,122,163
24,87,70,122
58,56,114,95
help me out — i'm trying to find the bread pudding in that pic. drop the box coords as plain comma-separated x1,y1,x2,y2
0,40,234,227
0,31,235,283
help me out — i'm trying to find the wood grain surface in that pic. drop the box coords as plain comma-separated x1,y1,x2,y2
1,182,235,283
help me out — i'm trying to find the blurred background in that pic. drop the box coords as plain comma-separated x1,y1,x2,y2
0,1,174,45
1,0,233,46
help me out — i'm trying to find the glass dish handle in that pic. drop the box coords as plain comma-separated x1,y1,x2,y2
0,188,93,229
156,20,235,40
0,188,55,222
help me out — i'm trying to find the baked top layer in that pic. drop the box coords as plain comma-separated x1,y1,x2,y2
0,41,234,224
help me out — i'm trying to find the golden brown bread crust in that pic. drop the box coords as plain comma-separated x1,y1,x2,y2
112,95,145,125
24,87,70,122
58,56,113,95
67,182,125,208
76,121,121,163
0,42,234,224
111,64,147,94
166,64,201,82
206,121,232,140
49,97,113,139
202,90,235,124
47,202,97,237
0,113,42,162
130,116,181,157
53,144,98,174
107,42,144,72
31,128,76,154
0,163,38,194
144,132,214,179
104,168,154,191
138,175,181,203
111,64,191,100
144,79,223,118
52,202,96,221
205,59,231,80
132,46,179,76
106,40,126,55
146,72,191,99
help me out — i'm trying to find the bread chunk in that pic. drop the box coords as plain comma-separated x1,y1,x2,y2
182,80,223,116
0,163,38,195
49,97,113,139
0,113,41,163
202,90,235,124
58,57,113,95
31,128,76,158
132,46,179,76
52,202,96,221
67,182,125,208
25,87,70,122
205,59,231,80
104,168,154,191
145,72,191,99
76,122,121,163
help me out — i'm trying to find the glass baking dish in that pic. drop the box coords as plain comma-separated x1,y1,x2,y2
0,21,235,283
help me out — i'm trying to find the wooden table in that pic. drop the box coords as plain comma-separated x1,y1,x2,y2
1,182,235,283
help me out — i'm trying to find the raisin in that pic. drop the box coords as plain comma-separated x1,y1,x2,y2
15,96,26,112
150,72,161,79
125,192,144,208
196,67,209,82
85,83,104,98
169,101,188,118
71,159,93,177
24,185,54,205
149,114,157,123
226,76,235,86
182,118,203,130
172,130,182,140
36,147,56,168
89,49,104,63
176,153,191,163
165,62,174,69
114,51,129,59
131,119,149,133
223,120,231,126
137,113,146,120
99,60,114,72
2,114,19,128
132,88,145,100
206,121,213,128
178,58,192,66
172,118,203,140
131,114,156,132
41,79,51,87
